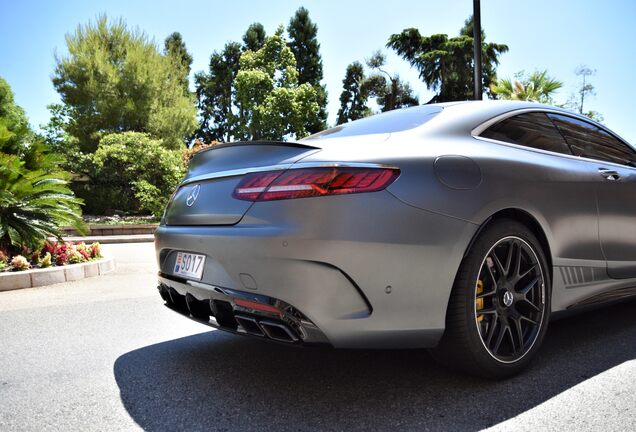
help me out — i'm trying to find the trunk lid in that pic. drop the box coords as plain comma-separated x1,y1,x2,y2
164,142,320,226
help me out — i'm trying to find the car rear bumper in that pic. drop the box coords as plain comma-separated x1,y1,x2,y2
154,191,478,348
157,274,330,345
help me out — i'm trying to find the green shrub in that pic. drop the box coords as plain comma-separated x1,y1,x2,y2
72,183,136,215
92,132,185,217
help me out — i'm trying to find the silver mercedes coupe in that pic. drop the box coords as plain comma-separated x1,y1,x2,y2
155,100,636,378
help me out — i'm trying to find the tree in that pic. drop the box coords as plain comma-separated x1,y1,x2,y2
51,15,197,152
573,65,595,114
234,27,320,140
164,32,193,94
194,24,267,143
243,23,267,52
0,76,30,157
194,42,242,142
336,62,370,124
287,7,327,133
287,7,323,86
387,16,508,102
91,132,185,217
0,77,84,252
195,16,327,141
364,51,418,112
336,53,419,125
490,70,563,104
564,65,603,122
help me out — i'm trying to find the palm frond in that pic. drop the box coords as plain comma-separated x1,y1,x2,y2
0,151,86,250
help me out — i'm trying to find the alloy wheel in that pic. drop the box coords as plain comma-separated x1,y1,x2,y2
474,236,546,363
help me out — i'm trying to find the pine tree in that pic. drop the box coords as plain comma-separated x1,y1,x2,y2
287,7,327,132
164,32,193,94
336,62,369,124
364,51,418,112
243,23,267,51
194,23,268,142
388,16,508,102
52,16,197,152
194,42,242,142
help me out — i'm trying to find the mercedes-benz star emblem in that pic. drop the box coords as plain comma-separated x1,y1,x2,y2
186,184,201,207
502,290,514,307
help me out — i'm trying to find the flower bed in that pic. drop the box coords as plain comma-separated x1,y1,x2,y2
0,241,102,273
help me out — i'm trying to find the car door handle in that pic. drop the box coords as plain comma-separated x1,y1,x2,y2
598,168,620,181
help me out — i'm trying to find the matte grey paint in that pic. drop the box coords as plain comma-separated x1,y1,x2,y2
155,100,636,349
596,164,636,278
434,155,482,190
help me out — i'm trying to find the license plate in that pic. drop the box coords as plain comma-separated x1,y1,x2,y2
174,252,206,280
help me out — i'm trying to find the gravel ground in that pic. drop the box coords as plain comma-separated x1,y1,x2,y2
0,242,635,431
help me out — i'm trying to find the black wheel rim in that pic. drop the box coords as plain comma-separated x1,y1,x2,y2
474,236,546,363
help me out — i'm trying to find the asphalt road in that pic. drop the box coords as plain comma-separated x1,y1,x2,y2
1,242,635,431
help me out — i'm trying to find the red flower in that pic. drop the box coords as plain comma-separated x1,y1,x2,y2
55,252,68,266
90,242,102,258
42,242,57,256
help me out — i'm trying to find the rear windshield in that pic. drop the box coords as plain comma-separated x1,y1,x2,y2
302,105,443,141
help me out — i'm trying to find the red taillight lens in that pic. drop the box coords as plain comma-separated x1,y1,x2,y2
230,171,282,201
233,167,400,201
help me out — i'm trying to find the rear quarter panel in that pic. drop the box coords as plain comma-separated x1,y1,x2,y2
301,128,607,313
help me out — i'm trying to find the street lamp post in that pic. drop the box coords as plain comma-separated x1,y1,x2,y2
473,0,483,100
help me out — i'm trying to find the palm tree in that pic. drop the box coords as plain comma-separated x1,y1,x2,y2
490,70,563,104
0,150,85,251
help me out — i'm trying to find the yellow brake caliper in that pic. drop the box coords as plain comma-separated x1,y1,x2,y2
476,279,484,322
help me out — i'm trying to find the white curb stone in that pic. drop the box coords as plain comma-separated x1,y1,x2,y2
64,265,86,281
0,257,116,292
0,272,31,291
84,263,99,278
31,267,66,286
98,259,115,275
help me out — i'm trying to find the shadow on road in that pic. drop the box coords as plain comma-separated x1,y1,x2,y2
114,299,636,431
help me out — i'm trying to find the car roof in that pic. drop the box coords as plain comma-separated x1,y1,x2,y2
302,100,622,145
417,100,610,137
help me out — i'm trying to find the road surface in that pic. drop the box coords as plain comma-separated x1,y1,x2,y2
1,243,635,431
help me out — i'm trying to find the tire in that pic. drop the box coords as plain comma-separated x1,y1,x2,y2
434,218,551,379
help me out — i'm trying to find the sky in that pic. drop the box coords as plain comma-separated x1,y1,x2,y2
1,0,635,144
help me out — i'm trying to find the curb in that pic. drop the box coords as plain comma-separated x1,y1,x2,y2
62,235,154,244
0,256,116,292
63,224,158,236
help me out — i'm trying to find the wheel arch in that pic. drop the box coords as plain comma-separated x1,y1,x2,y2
464,208,553,284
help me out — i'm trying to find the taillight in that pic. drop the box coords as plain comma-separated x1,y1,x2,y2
233,167,400,201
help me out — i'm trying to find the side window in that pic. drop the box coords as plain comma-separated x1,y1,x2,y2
480,112,572,155
548,114,636,167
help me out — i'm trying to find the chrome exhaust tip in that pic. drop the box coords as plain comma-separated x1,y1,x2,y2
235,315,265,337
259,320,299,343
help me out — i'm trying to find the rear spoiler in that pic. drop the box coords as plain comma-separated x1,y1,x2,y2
184,140,322,184
196,140,320,155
